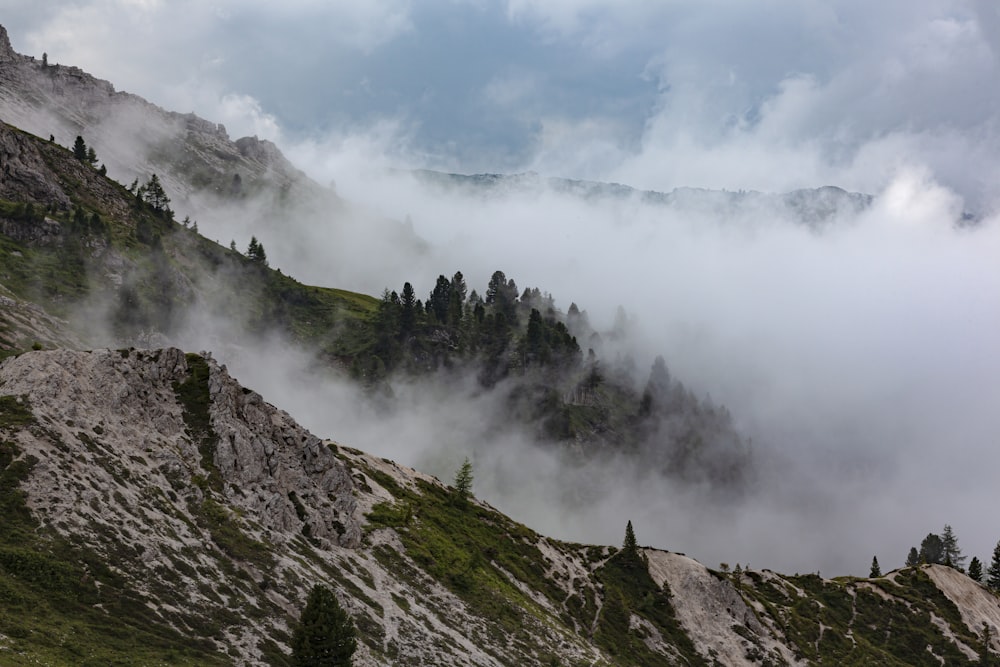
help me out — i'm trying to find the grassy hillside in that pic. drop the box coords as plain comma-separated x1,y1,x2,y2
0,121,377,361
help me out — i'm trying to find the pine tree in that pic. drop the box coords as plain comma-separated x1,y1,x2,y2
941,524,966,569
617,520,647,569
968,556,983,582
246,236,268,266
142,174,170,213
400,282,416,335
987,541,1000,592
72,135,88,161
869,556,881,578
920,533,945,565
623,520,638,556
906,546,920,567
453,457,473,503
290,584,357,666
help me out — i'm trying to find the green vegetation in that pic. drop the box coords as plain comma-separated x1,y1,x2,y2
591,524,703,666
739,567,985,666
365,465,589,658
172,353,222,492
988,541,1000,591
290,584,357,666
0,397,228,665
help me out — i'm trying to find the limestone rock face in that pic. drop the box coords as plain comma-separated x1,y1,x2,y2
0,26,312,207
0,25,14,63
0,348,361,550
0,124,73,206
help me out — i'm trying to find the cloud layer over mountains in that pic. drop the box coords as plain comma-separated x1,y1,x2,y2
7,0,1000,208
4,2,1000,576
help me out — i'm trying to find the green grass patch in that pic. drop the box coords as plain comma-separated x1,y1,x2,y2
171,353,223,492
0,428,229,665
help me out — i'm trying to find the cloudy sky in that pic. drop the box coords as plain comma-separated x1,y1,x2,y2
4,1,1000,576
5,0,1000,209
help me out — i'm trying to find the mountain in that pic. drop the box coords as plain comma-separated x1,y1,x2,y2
1,348,998,665
2,22,1000,665
406,169,874,227
0,24,426,293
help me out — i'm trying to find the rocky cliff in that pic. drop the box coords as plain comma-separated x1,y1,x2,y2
1,348,999,666
0,27,305,207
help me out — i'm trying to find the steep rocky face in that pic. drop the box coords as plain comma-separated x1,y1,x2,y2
0,25,14,63
0,30,312,208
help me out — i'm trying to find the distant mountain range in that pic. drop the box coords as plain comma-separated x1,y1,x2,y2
407,168,875,225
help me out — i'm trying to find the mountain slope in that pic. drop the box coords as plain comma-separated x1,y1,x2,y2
1,348,998,665
0,23,426,292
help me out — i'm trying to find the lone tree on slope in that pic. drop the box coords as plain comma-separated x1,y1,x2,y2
869,556,881,578
290,584,357,666
623,520,639,557
452,457,474,504
72,135,88,161
618,520,647,570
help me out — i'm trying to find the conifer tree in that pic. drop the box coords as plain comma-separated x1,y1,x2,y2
869,556,881,578
290,584,357,666
246,236,268,266
142,174,170,213
906,546,920,568
400,282,416,335
920,533,945,565
623,520,638,556
617,520,647,569
72,135,87,160
453,457,474,503
968,556,983,583
941,524,965,569
987,541,1000,592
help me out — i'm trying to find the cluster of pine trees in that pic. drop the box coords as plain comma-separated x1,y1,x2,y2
352,268,752,486
364,269,581,385
878,525,1000,590
71,134,106,175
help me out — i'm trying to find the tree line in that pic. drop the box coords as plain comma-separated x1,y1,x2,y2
869,524,1000,591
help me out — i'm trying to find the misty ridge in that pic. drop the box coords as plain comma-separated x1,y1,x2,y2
1,18,999,581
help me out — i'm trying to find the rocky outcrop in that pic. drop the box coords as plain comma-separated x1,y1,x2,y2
0,25,14,63
0,123,73,207
0,24,314,207
0,348,362,550
646,550,800,665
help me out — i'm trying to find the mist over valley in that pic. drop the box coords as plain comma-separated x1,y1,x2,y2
1,4,1000,664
